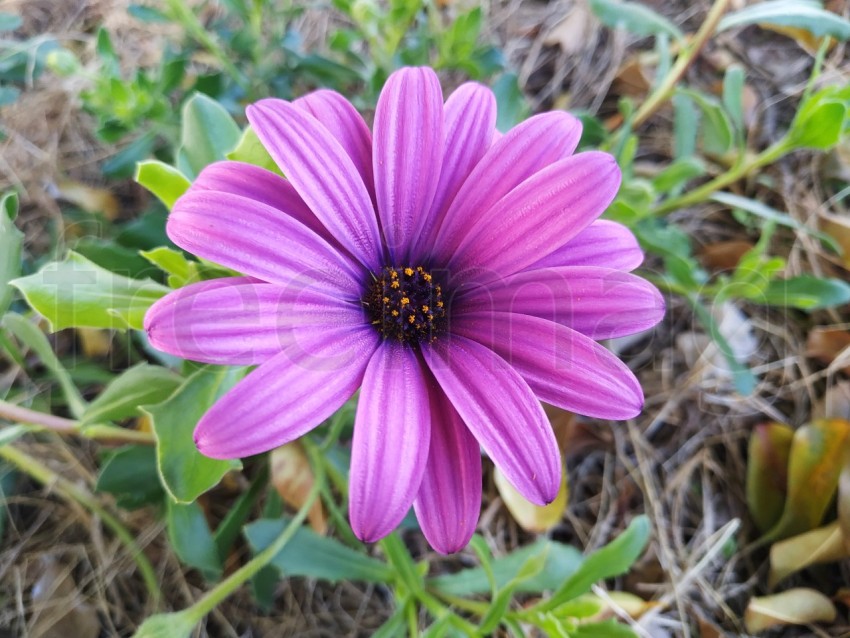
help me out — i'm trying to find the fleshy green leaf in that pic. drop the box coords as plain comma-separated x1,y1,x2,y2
244,518,393,583
10,251,170,331
134,160,191,210
764,419,850,541
81,363,182,426
95,445,164,509
589,0,684,41
747,422,794,533
166,500,222,580
761,275,850,310
676,88,734,156
492,73,528,133
718,0,850,40
787,86,850,150
428,538,584,596
176,93,241,178
0,192,23,316
573,620,638,637
144,367,244,503
0,12,22,31
226,126,281,174
744,589,837,634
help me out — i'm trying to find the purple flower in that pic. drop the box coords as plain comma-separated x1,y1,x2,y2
144,67,664,553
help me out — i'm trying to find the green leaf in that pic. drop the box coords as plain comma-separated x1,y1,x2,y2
787,86,849,150
134,160,191,210
102,132,157,178
139,247,198,288
428,538,584,596
589,0,684,41
672,93,698,159
677,88,734,156
176,93,241,179
226,126,281,174
144,367,244,504
166,500,222,580
244,518,393,583
761,275,850,310
722,65,746,133
10,251,169,331
81,363,182,426
0,192,23,316
492,73,529,133
132,610,196,638
651,157,705,194
0,12,23,31
0,86,19,107
539,516,650,611
718,0,850,40
1,313,87,418
95,445,164,509
711,192,840,252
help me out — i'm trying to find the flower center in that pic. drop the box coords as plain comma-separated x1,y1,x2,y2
364,266,447,344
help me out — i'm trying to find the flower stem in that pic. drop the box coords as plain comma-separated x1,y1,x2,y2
0,399,155,444
167,445,324,627
652,139,790,215
0,443,161,607
631,0,733,129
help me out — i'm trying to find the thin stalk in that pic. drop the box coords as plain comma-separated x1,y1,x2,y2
0,444,161,606
0,399,155,445
631,0,733,129
177,445,324,623
653,139,790,214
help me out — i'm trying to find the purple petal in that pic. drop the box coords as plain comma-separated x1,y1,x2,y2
421,82,496,248
432,111,582,262
294,90,375,204
247,98,382,269
192,161,333,243
422,336,560,505
194,324,378,459
458,267,665,340
168,189,362,294
448,152,622,281
451,311,644,419
414,385,482,554
145,277,364,365
525,220,644,271
372,67,444,261
349,343,431,542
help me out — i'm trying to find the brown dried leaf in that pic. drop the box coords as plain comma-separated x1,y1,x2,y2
819,211,850,270
495,463,568,533
28,559,99,638
744,589,836,633
270,441,327,534
543,0,596,55
768,522,849,588
76,327,112,358
55,178,119,220
613,58,652,99
806,327,850,370
699,240,755,271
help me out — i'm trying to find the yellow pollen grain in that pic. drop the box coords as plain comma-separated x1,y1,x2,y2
423,273,432,282
408,315,416,323
391,310,399,317
422,305,429,312
391,281,400,289
404,267,414,276
390,270,398,278
382,296,389,303
436,301,444,308
400,297,410,306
